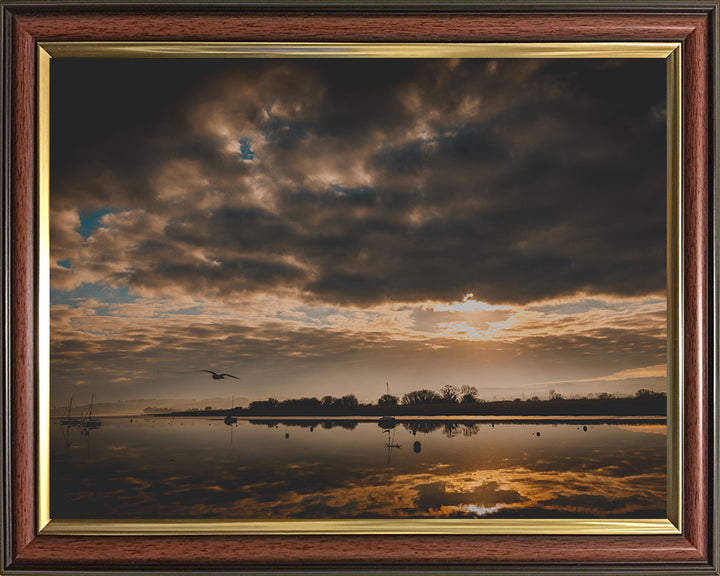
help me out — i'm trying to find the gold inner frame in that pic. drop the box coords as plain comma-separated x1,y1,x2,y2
36,42,683,536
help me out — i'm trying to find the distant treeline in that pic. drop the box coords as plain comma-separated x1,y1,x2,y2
155,387,666,418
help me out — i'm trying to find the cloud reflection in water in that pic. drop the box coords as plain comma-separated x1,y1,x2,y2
51,418,666,519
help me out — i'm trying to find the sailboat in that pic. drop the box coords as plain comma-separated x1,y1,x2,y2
80,393,101,433
60,396,83,427
224,396,238,425
378,381,397,429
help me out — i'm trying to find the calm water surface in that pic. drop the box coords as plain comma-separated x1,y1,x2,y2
51,417,666,519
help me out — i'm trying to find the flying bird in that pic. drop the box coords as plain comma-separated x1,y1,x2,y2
200,370,239,380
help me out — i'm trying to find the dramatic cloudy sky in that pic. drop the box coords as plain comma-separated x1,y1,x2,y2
49,57,667,407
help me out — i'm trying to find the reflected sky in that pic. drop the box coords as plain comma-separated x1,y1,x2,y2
51,417,666,519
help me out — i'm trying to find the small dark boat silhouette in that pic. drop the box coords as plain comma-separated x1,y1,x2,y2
378,382,397,430
81,420,101,431
224,396,238,425
60,418,83,426
378,416,396,430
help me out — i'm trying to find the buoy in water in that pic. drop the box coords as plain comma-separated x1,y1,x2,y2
413,441,422,453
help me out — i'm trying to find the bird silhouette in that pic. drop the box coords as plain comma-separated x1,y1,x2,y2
200,370,239,380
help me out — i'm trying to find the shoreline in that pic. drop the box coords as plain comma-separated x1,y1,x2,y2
53,414,667,425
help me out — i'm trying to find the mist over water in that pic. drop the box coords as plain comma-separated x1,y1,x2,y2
51,417,666,519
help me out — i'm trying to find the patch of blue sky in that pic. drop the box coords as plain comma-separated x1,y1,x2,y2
528,299,616,314
57,259,72,269
330,184,361,195
156,306,204,317
78,208,118,239
50,283,139,308
237,138,256,160
528,297,664,314
330,184,375,199
292,305,336,319
51,284,208,318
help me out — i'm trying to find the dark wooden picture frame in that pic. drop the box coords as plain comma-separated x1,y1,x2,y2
1,1,717,573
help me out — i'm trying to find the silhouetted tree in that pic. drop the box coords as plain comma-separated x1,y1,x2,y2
378,394,398,406
321,395,335,408
440,385,459,403
460,385,478,403
335,394,359,408
279,397,322,411
635,388,664,399
249,398,279,412
402,389,442,405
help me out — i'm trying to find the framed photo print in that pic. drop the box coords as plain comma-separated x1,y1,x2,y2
1,2,718,574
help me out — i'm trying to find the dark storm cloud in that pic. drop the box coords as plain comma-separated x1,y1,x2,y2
51,58,666,306
127,256,307,297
